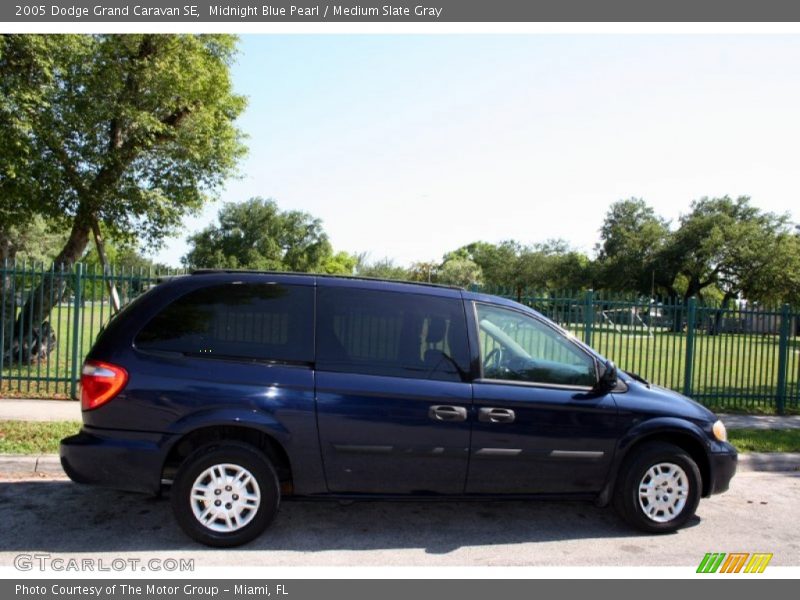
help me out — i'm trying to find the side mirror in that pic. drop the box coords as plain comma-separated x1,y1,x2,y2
595,359,618,393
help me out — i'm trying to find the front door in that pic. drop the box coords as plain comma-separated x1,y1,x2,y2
465,302,619,494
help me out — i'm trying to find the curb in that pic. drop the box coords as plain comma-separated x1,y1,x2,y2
0,454,64,477
738,452,800,472
0,453,798,478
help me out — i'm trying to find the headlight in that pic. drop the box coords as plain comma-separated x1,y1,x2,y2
712,419,727,442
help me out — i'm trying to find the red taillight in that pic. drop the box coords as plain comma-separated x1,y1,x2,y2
80,360,128,411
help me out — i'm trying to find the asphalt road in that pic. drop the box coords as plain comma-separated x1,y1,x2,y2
0,470,798,568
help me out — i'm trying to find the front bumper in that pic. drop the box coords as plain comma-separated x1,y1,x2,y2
60,427,173,495
707,442,738,496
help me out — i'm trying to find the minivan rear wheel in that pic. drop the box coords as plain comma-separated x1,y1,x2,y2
171,442,280,547
613,442,701,533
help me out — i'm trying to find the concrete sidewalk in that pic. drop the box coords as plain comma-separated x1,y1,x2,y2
717,414,800,429
0,399,81,421
3,399,800,428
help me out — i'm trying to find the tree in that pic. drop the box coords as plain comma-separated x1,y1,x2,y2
1,34,246,362
596,198,671,296
452,239,591,298
0,215,68,266
407,261,439,283
321,251,358,276
354,256,409,281
665,196,796,305
733,232,800,306
453,241,522,291
595,195,800,312
517,240,591,291
183,198,336,272
437,257,483,288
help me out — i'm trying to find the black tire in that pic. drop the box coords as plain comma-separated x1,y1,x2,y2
171,442,280,547
613,442,701,533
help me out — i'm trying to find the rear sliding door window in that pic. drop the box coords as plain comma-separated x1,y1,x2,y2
316,287,470,382
135,283,313,363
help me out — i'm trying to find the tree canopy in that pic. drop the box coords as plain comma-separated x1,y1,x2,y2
451,240,590,296
183,197,353,274
667,196,799,304
596,198,670,295
1,34,247,265
596,196,800,304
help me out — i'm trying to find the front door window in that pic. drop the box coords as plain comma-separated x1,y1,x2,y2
476,303,597,387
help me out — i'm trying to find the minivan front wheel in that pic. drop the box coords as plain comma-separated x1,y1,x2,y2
613,442,701,533
171,443,280,547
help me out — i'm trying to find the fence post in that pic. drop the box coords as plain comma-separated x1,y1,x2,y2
69,263,84,400
583,289,595,346
683,296,697,397
0,259,6,386
775,303,791,415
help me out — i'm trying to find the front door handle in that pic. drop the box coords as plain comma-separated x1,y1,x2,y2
429,405,468,422
479,407,516,423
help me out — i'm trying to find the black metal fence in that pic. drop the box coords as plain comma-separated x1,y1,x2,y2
1,264,798,413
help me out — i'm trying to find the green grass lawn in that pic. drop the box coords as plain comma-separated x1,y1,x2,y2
727,429,800,453
0,420,798,455
0,420,81,454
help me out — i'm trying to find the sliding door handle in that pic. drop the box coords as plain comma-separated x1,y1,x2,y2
478,407,516,423
429,405,468,422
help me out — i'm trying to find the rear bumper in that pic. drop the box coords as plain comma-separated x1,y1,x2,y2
707,443,738,496
60,427,173,494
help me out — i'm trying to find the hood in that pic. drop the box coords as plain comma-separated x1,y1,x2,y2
615,374,717,423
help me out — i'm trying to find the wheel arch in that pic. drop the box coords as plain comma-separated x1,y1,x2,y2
161,423,294,495
597,418,712,506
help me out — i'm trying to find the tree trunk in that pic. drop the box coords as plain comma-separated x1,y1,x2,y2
7,217,91,365
675,279,704,333
90,217,121,313
710,291,736,336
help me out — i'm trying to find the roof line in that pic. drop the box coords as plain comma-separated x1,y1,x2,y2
189,269,463,291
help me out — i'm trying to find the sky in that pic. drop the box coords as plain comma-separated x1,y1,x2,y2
153,34,800,267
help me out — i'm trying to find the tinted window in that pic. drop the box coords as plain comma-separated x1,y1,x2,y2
316,287,470,382
476,303,596,387
135,283,313,363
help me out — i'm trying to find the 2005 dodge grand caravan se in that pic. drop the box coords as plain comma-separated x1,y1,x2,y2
61,271,737,546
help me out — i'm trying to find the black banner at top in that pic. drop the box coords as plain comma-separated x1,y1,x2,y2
4,0,800,23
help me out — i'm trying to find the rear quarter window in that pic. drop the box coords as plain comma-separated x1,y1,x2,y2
134,282,314,363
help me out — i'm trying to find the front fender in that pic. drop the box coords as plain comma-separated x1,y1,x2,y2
618,416,713,454
596,416,713,506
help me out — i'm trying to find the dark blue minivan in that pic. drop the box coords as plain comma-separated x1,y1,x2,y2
61,272,737,546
